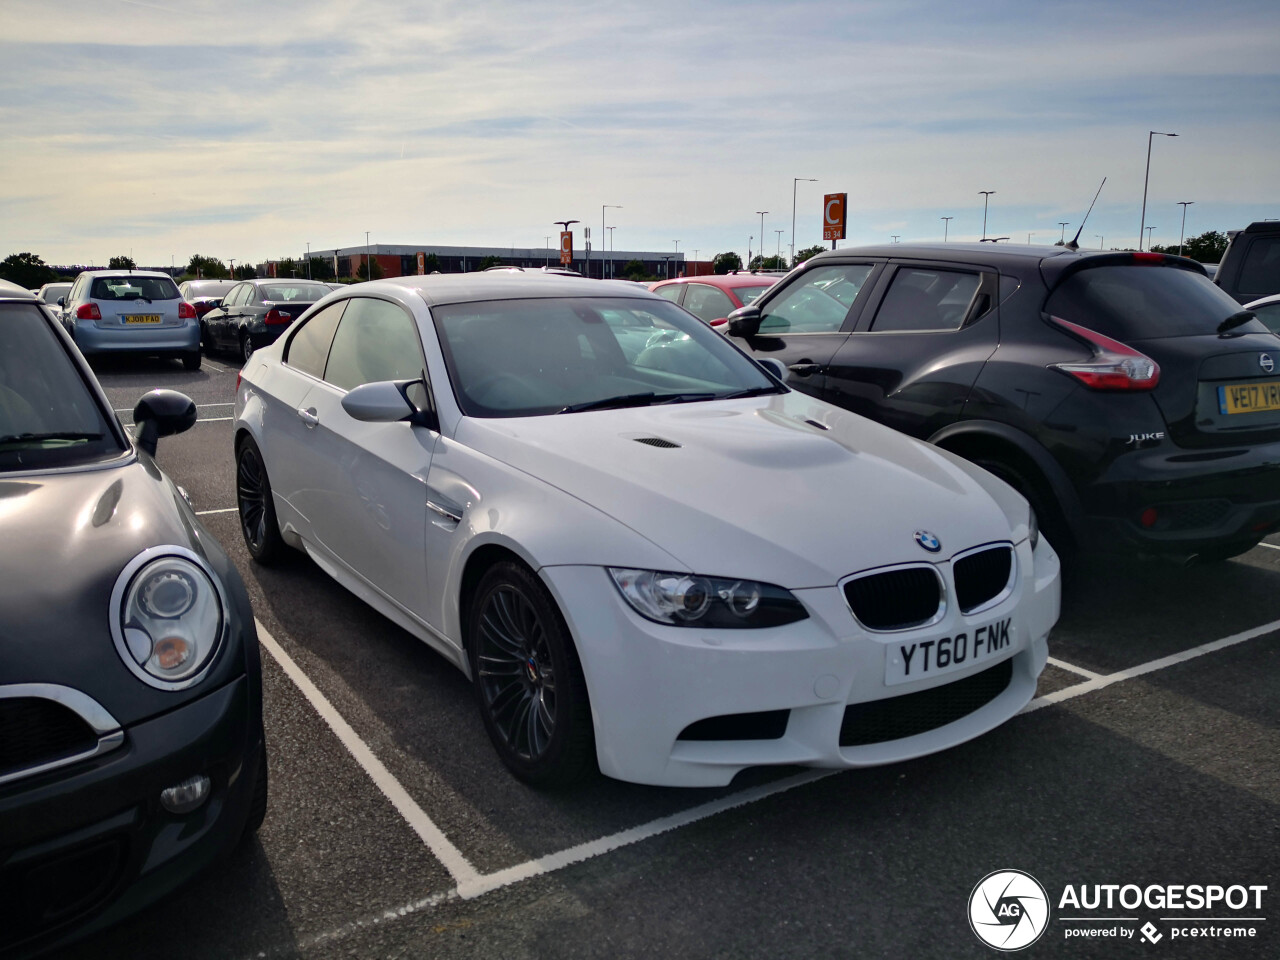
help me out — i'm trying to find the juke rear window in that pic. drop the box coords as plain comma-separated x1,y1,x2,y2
1045,265,1268,340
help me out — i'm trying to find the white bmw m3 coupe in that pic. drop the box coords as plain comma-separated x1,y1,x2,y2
233,274,1060,787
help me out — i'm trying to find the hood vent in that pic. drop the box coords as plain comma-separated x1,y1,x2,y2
633,436,681,449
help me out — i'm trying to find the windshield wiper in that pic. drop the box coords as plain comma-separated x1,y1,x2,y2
721,385,784,399
1218,310,1257,336
557,392,717,414
0,431,104,445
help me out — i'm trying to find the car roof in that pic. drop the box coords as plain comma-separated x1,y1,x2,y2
0,278,39,301
1245,293,1280,309
814,241,1079,263
76,269,176,280
351,274,660,307
654,274,779,288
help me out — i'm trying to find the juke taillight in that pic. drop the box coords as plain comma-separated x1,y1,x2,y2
1047,315,1160,391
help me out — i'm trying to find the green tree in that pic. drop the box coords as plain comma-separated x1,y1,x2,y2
423,253,441,274
356,257,384,281
277,258,299,278
108,255,136,270
1182,230,1228,263
307,257,335,281
186,255,228,279
749,254,788,271
233,264,257,280
792,244,826,266
713,252,743,274
621,259,653,282
0,252,58,289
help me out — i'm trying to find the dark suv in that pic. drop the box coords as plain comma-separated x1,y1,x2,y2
726,243,1280,561
1216,220,1280,305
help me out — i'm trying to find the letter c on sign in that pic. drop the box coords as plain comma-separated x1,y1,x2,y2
826,198,840,225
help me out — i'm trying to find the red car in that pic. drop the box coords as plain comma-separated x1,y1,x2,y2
649,273,780,328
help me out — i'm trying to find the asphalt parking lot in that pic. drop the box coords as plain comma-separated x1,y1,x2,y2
52,355,1279,959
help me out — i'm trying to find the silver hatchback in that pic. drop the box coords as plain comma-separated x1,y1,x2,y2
63,270,201,370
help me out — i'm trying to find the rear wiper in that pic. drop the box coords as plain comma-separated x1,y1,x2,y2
721,385,785,399
557,392,717,414
0,431,103,445
1218,310,1257,336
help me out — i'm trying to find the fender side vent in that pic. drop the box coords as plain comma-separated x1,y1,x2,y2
634,436,681,448
804,419,831,431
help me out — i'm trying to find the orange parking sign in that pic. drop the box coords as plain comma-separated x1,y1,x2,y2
416,252,425,275
823,193,847,241
560,231,573,266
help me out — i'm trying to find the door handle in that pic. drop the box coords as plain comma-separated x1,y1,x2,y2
788,361,821,376
296,406,319,428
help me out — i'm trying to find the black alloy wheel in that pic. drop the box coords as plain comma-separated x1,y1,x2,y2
236,436,284,563
973,456,1073,561
240,332,254,362
469,562,594,786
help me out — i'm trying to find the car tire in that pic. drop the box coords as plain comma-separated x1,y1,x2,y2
468,561,595,787
236,436,286,564
972,456,1074,559
201,321,214,354
241,742,269,840
182,351,202,371
240,332,254,362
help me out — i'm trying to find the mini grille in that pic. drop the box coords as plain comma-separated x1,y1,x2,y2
0,697,97,780
953,546,1013,614
844,566,941,631
633,437,680,448
839,657,1013,746
0,836,129,949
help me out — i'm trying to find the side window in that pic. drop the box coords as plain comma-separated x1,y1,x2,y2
870,268,981,333
758,264,873,334
652,284,682,302
1238,237,1280,296
682,284,735,323
323,297,424,392
284,300,347,378
231,284,254,307
69,277,85,303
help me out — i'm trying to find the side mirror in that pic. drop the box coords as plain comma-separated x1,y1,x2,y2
727,305,762,338
133,389,198,456
342,379,440,432
56,296,65,307
757,357,788,383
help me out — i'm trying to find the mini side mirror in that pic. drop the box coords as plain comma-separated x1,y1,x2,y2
133,389,198,456
727,305,762,338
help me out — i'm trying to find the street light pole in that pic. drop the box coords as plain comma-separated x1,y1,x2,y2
979,191,995,240
1177,201,1194,256
602,204,622,278
545,236,551,267
673,240,680,277
775,229,784,264
1145,226,1156,249
1096,234,1104,250
891,235,900,244
553,220,580,271
306,242,311,280
1058,222,1069,243
791,178,817,264
941,216,953,241
365,231,371,281
607,226,616,276
1140,130,1178,250
755,212,768,269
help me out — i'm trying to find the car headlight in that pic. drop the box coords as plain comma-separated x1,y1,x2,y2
110,546,227,690
608,568,808,628
1028,507,1040,551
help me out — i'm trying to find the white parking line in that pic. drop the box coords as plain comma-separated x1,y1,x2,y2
195,507,237,516
1046,656,1104,681
255,622,482,887
1259,542,1280,552
258,612,1278,954
203,358,229,373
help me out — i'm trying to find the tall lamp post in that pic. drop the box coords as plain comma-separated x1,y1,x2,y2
891,235,901,244
306,241,311,280
775,229,785,264
979,191,995,240
1058,222,1069,243
791,178,817,264
545,236,551,268
673,240,680,277
1177,201,1194,256
941,216,953,241
602,204,622,278
755,212,768,269
1145,226,1156,249
1096,234,1105,250
365,231,372,281
606,226,616,276
554,220,579,271
1139,130,1178,250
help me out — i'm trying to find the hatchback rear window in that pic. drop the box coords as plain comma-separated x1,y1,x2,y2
90,276,180,301
1045,265,1268,340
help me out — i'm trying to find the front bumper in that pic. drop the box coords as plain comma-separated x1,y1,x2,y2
0,674,263,957
542,537,1059,787
73,318,200,357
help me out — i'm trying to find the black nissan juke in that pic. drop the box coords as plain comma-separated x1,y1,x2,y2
0,281,266,956
726,243,1280,562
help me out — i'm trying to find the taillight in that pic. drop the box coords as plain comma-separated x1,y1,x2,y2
1048,315,1160,391
76,303,102,320
1131,252,1165,264
179,301,196,319
264,308,293,325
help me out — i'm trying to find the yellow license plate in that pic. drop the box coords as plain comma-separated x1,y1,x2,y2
1218,381,1280,414
124,314,162,324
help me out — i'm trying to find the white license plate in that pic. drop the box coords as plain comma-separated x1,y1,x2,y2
884,617,1014,686
123,314,162,324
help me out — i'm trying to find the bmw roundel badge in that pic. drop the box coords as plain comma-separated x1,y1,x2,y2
914,530,941,552
1260,353,1274,373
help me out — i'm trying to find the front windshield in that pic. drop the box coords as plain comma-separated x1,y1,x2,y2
0,303,123,471
432,296,783,418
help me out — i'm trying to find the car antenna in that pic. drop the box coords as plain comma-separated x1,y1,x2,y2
1061,177,1106,251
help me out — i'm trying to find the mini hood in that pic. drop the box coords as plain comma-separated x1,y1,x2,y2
456,393,1018,588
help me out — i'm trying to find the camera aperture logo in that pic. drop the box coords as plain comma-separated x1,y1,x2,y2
969,870,1050,951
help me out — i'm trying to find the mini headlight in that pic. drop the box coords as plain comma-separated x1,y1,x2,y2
111,548,226,689
608,568,808,628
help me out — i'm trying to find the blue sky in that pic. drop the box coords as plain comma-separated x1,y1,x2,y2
2,0,1277,267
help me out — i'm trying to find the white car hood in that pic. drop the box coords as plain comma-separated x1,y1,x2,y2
454,392,1018,588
